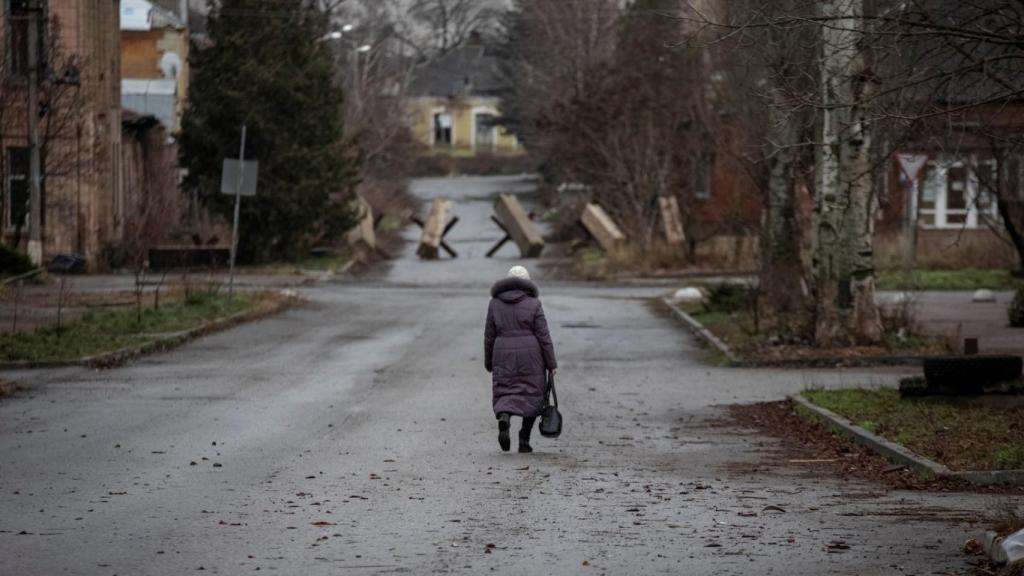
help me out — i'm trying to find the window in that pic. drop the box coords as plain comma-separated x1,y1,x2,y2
474,112,496,150
4,0,46,77
692,158,712,200
6,147,29,229
5,147,44,230
5,0,31,76
433,111,452,147
916,154,999,229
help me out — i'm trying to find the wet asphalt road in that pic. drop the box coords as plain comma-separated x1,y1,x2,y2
0,176,1004,575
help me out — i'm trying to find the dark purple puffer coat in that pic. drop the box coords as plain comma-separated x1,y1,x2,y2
484,277,557,417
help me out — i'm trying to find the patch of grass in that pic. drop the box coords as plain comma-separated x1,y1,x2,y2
802,388,1024,471
0,292,263,362
876,268,1022,291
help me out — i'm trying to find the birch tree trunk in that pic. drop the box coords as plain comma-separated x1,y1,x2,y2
812,0,881,345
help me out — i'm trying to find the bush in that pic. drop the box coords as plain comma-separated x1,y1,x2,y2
1009,287,1024,327
0,243,34,277
704,283,748,314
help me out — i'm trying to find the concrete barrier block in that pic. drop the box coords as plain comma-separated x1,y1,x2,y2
494,194,544,257
346,194,377,250
581,203,626,253
417,198,451,260
658,196,685,245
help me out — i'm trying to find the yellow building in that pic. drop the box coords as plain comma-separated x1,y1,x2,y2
407,46,521,156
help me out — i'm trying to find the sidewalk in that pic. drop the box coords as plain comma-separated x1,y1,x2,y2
879,290,1023,355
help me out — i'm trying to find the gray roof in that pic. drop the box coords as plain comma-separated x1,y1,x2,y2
408,45,506,98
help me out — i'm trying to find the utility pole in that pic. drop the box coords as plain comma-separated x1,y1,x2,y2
26,5,43,266
228,125,246,295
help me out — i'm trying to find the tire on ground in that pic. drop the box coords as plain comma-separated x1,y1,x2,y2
922,355,1023,393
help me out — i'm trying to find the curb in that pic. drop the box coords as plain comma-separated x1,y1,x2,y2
791,394,1024,485
0,295,295,371
0,267,44,286
661,297,739,365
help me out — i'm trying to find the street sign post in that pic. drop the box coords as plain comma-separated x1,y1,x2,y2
895,153,929,275
220,126,258,294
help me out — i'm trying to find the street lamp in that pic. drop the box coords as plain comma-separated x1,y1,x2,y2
320,30,343,42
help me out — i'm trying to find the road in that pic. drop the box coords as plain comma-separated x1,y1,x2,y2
0,176,1001,575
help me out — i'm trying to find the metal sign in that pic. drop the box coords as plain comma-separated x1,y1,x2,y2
220,159,259,196
895,153,928,183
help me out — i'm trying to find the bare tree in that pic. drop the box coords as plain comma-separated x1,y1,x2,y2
679,0,1024,344
408,0,504,56
121,125,182,323
331,0,419,178
497,0,619,163
501,0,729,259
705,0,818,318
810,0,882,344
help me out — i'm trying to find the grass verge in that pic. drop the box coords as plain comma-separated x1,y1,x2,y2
802,388,1024,471
683,306,949,362
0,291,281,363
876,268,1022,291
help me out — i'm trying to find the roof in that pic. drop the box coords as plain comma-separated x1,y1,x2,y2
408,45,506,98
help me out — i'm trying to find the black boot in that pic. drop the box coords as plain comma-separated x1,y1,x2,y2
518,417,535,453
497,413,510,452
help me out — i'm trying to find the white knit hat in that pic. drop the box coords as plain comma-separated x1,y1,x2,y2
507,265,531,280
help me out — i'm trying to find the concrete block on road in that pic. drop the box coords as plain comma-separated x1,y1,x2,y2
494,194,544,258
672,287,704,304
346,194,377,251
658,196,685,245
581,203,626,254
972,289,996,303
417,198,451,260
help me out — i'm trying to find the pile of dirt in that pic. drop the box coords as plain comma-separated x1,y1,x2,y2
723,400,1024,494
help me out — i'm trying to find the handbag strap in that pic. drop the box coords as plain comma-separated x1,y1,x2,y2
546,372,558,408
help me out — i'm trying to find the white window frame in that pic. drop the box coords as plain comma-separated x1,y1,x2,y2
917,154,999,229
470,106,499,152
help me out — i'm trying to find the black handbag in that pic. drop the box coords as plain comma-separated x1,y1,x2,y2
539,372,562,438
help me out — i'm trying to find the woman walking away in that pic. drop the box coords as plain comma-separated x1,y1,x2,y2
484,265,557,453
